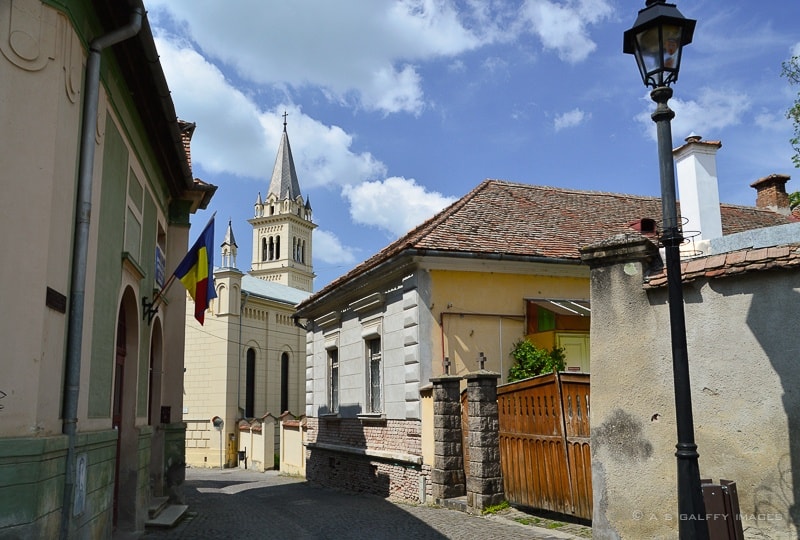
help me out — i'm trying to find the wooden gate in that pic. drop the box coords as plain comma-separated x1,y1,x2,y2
497,371,591,520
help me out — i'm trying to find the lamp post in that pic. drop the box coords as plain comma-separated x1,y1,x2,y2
624,2,709,539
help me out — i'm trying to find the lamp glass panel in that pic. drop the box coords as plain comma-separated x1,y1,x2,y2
636,26,663,76
636,23,684,87
662,25,682,69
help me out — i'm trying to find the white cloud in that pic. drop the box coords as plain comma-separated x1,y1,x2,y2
793,42,800,58
755,110,790,132
147,0,484,115
635,88,752,142
313,229,359,266
363,65,425,117
342,177,456,237
147,0,613,117
448,59,467,73
554,108,589,131
519,0,613,63
482,56,510,75
154,37,386,188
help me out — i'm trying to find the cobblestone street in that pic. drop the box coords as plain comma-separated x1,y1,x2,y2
138,468,591,540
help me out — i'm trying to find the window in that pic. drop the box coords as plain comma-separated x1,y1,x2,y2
328,348,339,413
366,338,382,413
124,169,143,261
280,352,289,413
245,348,256,418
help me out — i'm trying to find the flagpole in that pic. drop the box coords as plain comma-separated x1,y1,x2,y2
143,211,217,323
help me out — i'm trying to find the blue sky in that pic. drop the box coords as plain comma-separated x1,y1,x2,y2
145,0,800,291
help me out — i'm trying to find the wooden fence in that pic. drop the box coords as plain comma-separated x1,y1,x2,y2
497,371,591,521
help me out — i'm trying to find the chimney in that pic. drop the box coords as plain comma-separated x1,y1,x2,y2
750,174,791,215
178,120,197,173
673,134,723,241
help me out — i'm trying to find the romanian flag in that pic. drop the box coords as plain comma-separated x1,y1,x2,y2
174,216,217,325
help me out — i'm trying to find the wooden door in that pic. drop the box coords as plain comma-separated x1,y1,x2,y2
112,308,126,525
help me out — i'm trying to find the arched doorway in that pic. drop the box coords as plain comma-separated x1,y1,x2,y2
112,306,126,523
113,288,140,529
148,320,165,496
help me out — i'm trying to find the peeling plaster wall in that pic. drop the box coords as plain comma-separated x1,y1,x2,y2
586,240,798,540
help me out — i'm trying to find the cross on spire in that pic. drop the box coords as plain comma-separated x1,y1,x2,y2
282,110,288,132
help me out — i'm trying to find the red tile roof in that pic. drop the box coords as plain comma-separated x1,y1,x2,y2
644,244,800,288
300,180,793,310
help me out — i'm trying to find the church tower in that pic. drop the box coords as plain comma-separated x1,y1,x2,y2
249,117,316,292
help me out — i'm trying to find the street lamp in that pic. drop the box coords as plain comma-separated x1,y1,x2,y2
624,2,708,539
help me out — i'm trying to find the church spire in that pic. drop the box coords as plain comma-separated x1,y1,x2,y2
221,219,238,268
248,116,316,292
268,112,302,201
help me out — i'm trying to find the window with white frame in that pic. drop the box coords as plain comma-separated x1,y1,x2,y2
328,348,339,413
366,337,382,413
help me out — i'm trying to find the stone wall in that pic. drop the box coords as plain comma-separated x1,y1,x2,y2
582,234,799,539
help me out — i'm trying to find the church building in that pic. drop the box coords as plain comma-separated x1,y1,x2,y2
183,121,314,469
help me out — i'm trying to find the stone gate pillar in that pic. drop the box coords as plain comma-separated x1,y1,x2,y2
464,370,504,513
429,375,465,502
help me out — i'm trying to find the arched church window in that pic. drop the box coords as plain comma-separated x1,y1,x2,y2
245,348,256,418
269,237,275,260
275,236,280,259
280,352,289,414
261,238,267,262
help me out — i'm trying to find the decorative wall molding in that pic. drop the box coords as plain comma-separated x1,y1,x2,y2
0,0,57,72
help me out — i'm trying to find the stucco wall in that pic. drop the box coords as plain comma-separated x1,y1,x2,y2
585,238,798,539
0,1,82,436
184,279,307,468
428,269,589,382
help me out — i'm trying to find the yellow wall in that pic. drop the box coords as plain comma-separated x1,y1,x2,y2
428,269,589,383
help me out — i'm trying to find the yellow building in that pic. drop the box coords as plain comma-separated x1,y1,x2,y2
184,124,313,470
294,178,792,503
0,1,214,537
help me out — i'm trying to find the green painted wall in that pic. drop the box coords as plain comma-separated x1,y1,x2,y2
0,431,116,539
88,117,127,418
138,194,158,417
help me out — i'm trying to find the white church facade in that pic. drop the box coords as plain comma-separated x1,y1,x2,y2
183,123,314,469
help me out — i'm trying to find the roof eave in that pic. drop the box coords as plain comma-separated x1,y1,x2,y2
294,248,583,318
93,0,196,200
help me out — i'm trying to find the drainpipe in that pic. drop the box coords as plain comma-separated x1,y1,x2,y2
60,7,143,540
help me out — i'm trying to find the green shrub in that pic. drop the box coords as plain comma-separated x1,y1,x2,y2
508,339,565,382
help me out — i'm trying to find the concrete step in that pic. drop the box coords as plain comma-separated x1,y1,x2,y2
145,504,188,528
148,496,169,519
440,496,467,512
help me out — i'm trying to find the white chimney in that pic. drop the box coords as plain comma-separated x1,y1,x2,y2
673,134,723,242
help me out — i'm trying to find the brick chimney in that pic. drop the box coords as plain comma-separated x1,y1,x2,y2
750,174,791,215
178,120,197,174
673,134,723,241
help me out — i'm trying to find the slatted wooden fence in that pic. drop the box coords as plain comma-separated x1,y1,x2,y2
497,371,591,520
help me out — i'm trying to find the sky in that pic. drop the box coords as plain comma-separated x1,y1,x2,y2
144,0,800,291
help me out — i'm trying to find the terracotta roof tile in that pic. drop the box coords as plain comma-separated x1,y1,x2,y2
645,243,800,288
299,180,794,309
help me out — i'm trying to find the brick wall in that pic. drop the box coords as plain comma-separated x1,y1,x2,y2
305,417,427,502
